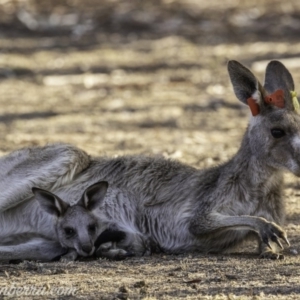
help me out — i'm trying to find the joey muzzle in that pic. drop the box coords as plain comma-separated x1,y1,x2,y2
80,243,94,255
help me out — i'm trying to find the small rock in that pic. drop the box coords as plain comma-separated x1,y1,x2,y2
133,280,146,288
119,285,129,294
117,285,130,300
116,293,128,300
289,248,298,255
140,286,147,295
225,274,238,280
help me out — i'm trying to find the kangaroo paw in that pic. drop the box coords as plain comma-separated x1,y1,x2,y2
59,249,78,262
260,249,284,260
260,222,289,250
95,242,134,260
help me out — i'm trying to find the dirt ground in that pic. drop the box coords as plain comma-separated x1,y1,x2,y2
1,0,300,299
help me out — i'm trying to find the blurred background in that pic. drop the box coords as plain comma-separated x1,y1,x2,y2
0,0,300,168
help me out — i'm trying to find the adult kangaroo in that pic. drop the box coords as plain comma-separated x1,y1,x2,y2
84,60,297,259
1,60,298,260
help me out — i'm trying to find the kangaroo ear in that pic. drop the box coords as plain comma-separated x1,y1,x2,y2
32,187,69,217
80,181,108,211
264,60,295,93
228,60,263,106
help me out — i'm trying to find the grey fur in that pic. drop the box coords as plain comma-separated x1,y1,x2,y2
0,147,108,261
0,60,298,260
0,144,120,262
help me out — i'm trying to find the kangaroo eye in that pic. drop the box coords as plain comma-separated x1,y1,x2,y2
64,227,75,236
271,128,285,138
88,224,96,233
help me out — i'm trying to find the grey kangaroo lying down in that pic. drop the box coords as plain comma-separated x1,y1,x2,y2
1,60,298,260
72,59,299,259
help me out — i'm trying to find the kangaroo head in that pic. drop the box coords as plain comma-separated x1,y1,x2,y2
228,60,300,176
32,181,108,257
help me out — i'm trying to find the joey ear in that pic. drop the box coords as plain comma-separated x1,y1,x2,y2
79,181,108,211
32,187,69,217
227,60,263,105
264,60,295,93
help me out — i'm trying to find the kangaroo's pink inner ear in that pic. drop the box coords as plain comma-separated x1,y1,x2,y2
247,97,260,116
264,89,285,108
247,89,286,116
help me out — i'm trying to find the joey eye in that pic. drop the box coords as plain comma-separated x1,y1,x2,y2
64,227,75,236
271,128,286,138
88,224,97,233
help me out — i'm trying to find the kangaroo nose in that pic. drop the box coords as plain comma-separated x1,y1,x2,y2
81,244,93,254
